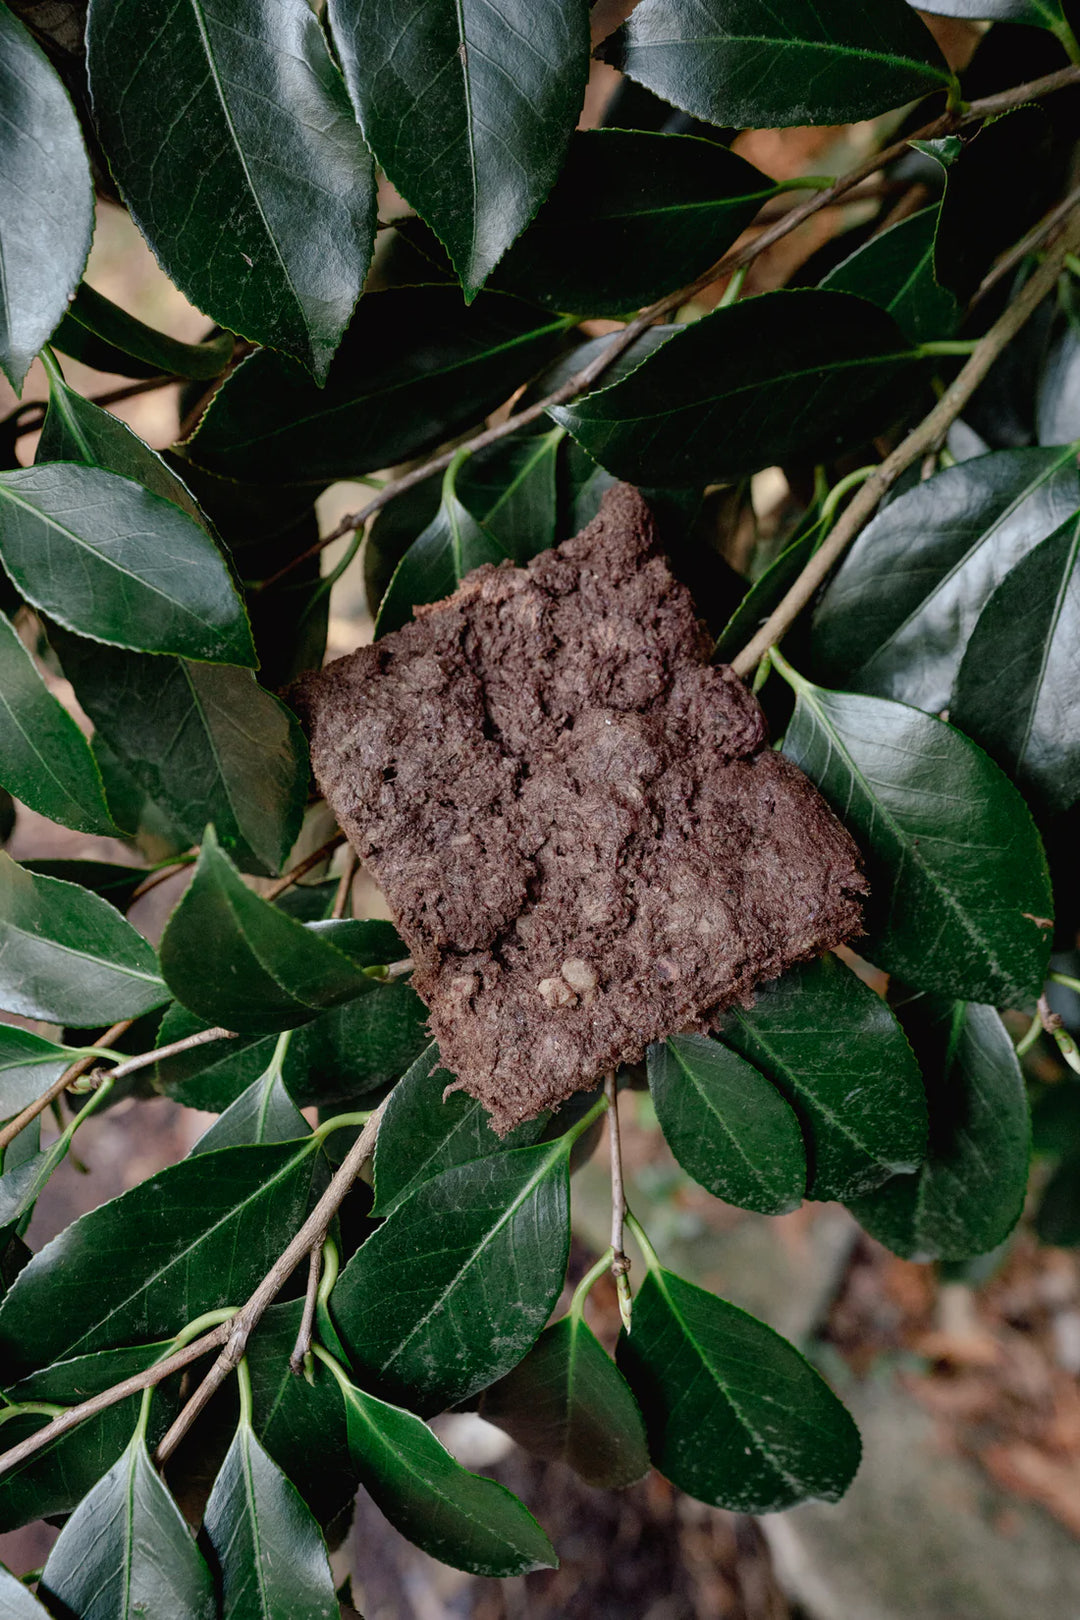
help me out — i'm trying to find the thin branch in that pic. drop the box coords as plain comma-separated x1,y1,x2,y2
384,957,414,980
290,1247,323,1376
153,1092,391,1464
0,1019,132,1156
128,856,196,903
605,1072,632,1333
972,180,1080,306
254,64,1080,596
730,204,1080,677
116,1025,236,1082
262,832,346,901
331,848,359,921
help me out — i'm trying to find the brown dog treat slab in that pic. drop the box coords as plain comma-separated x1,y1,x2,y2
295,484,866,1132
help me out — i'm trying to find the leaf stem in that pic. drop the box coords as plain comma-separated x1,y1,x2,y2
569,1249,615,1323
1015,1010,1044,1058
0,1018,132,1157
624,1208,662,1274
819,464,877,529
1049,972,1080,996
916,340,980,356
235,1357,254,1429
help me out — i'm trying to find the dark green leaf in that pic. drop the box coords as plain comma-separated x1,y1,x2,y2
186,289,572,487
19,860,147,912
0,610,116,836
482,1312,649,1489
0,851,167,1025
916,0,1071,26
52,281,233,382
0,1135,74,1247
492,129,774,316
812,447,1080,713
159,830,369,1034
372,1043,548,1217
820,207,958,345
0,464,255,665
87,0,376,382
850,1001,1030,1261
54,635,308,877
0,1026,77,1119
550,292,920,485
37,355,208,525
203,1417,337,1620
190,1064,309,1154
1036,1153,1080,1246
647,1035,806,1213
327,0,589,299
333,1142,572,1412
617,1266,860,1511
304,919,404,969
336,1369,556,1575
0,1564,49,1616
778,667,1053,1006
457,427,564,563
0,5,93,392
375,466,507,637
156,1008,278,1112
952,511,1080,815
714,522,820,664
601,0,951,130
0,1343,174,1531
0,1139,319,1377
723,954,927,1201
39,1433,215,1620
247,1301,357,1528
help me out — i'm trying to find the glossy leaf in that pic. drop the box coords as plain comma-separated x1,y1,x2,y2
0,609,117,837
915,0,1072,33
722,954,927,1201
1038,323,1080,447
52,281,233,383
0,1026,77,1120
20,860,149,912
550,291,920,485
0,1343,174,1531
714,522,820,664
37,356,207,525
0,851,167,1026
190,1067,309,1155
779,669,1053,1006
457,426,564,563
203,1418,337,1620
373,1043,548,1217
601,0,951,130
0,1139,319,1378
482,1313,649,1489
159,830,369,1034
0,1565,49,1617
492,129,774,316
617,1266,860,1511
327,0,589,299
375,467,507,637
0,5,93,392
812,447,1080,712
0,1135,76,1247
0,464,255,665
647,1035,806,1213
87,0,376,382
820,207,958,345
333,1142,572,1412
951,510,1080,814
54,635,308,877
39,1433,215,1620
186,288,572,486
850,1001,1030,1261
337,1370,556,1575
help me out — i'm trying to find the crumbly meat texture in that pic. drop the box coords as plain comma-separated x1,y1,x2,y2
296,484,866,1132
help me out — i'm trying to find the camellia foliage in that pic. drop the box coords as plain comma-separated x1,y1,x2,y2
0,0,1079,1610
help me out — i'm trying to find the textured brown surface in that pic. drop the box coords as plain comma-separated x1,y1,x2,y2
296,485,866,1131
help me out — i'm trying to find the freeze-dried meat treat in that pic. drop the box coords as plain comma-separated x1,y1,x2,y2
295,485,866,1132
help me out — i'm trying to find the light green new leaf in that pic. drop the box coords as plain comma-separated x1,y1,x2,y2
159,830,370,1033
0,610,117,837
0,464,255,665
0,6,93,391
777,663,1053,1007
951,511,1080,815
647,1035,806,1213
601,0,952,130
327,0,590,299
87,0,376,381
336,1368,556,1575
617,1267,860,1511
0,851,167,1026
39,1434,215,1620
203,1417,337,1620
850,1001,1030,1262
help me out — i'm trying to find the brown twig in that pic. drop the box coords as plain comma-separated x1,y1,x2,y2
290,1247,323,1376
331,848,359,921
128,856,196,904
153,1093,391,1464
262,832,346,901
253,64,1080,596
0,1019,132,1156
730,204,1080,677
972,180,1080,306
605,1072,632,1333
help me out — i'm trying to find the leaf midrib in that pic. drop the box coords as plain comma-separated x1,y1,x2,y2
627,31,948,83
